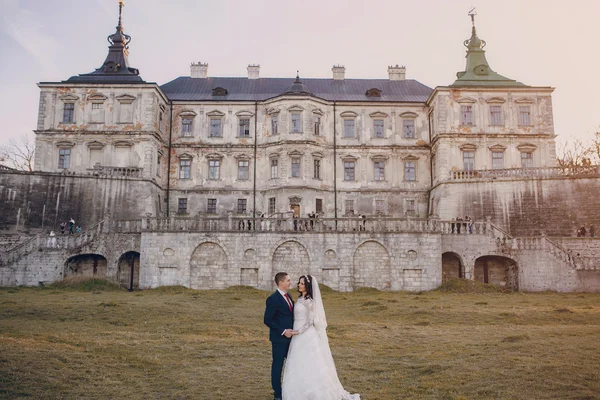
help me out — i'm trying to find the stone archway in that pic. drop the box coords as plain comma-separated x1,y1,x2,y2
272,241,310,289
190,242,228,290
353,241,391,290
474,255,519,290
442,252,464,283
65,254,108,278
117,251,140,291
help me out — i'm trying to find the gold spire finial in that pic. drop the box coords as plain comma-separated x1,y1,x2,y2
118,1,125,31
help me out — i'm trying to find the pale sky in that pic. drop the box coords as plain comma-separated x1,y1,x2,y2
1,0,599,149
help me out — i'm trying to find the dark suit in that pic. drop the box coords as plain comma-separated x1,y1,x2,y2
264,290,294,399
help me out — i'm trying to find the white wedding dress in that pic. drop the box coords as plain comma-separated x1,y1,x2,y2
282,278,360,400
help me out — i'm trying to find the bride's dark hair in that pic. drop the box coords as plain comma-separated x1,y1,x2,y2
297,275,314,300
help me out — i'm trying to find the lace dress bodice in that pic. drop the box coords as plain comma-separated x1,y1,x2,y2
293,296,315,334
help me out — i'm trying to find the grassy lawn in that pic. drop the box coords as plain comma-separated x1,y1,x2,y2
1,279,599,400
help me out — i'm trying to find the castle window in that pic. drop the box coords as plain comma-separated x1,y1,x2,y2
116,95,135,124
177,198,188,214
343,119,355,138
212,87,228,96
207,199,217,214
313,159,321,180
181,117,193,137
239,118,250,137
90,103,104,124
403,119,415,138
179,158,191,179
238,160,250,180
63,103,75,124
315,198,323,214
344,200,354,216
314,116,321,136
237,199,247,214
463,151,475,171
344,161,355,181
461,105,473,126
209,118,222,137
404,161,416,181
271,158,278,179
406,199,416,216
374,161,385,181
373,119,385,138
365,88,382,97
492,151,504,169
291,112,302,133
490,106,504,126
58,148,71,169
156,152,161,177
209,159,220,180
519,106,532,126
268,197,276,214
291,157,301,178
271,115,278,135
521,152,533,168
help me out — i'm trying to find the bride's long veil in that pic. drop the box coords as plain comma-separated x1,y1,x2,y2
311,277,328,341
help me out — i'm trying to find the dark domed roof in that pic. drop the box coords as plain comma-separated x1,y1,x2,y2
282,74,313,96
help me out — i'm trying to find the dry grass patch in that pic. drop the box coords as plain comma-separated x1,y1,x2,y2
0,285,599,399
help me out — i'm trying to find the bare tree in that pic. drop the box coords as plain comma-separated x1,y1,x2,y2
584,131,600,165
556,138,591,167
0,135,35,172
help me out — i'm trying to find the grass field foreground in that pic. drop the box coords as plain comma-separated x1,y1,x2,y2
1,279,599,400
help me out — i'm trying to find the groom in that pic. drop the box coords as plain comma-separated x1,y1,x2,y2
264,272,297,400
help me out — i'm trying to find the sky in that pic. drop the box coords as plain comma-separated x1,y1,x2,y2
1,0,599,150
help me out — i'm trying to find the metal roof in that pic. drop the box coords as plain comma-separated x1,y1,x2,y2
160,77,433,102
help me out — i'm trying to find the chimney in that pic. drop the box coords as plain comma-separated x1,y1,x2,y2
388,65,406,80
191,62,208,78
247,64,260,79
332,65,345,80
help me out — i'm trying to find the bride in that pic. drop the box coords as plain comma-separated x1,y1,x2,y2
282,275,360,400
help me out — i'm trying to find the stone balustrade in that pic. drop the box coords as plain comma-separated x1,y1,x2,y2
446,165,600,181
86,165,143,177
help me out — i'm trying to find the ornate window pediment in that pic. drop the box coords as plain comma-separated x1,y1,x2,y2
312,151,324,159
179,153,194,160
235,110,254,118
400,112,418,118
212,87,228,96
288,150,304,156
457,97,477,104
340,154,358,161
312,108,324,116
88,94,107,102
179,110,197,118
87,141,105,150
485,97,506,104
340,111,358,118
206,110,225,117
287,105,304,112
369,111,388,118
517,143,537,152
206,153,223,160
402,154,419,161
114,140,133,148
59,94,79,102
459,143,478,152
365,88,382,97
289,196,302,205
56,140,76,148
266,107,281,115
234,153,251,160
488,144,507,152
515,97,535,104
371,154,389,161
269,152,280,159
116,94,136,104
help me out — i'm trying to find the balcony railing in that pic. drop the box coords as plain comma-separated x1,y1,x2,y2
446,165,600,181
86,165,143,177
110,216,442,234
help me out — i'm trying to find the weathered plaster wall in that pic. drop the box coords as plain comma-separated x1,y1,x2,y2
432,177,600,236
0,171,162,231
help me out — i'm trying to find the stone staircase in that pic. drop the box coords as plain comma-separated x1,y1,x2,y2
2,220,107,265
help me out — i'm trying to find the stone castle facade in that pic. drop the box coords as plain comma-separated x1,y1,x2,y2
1,5,599,292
